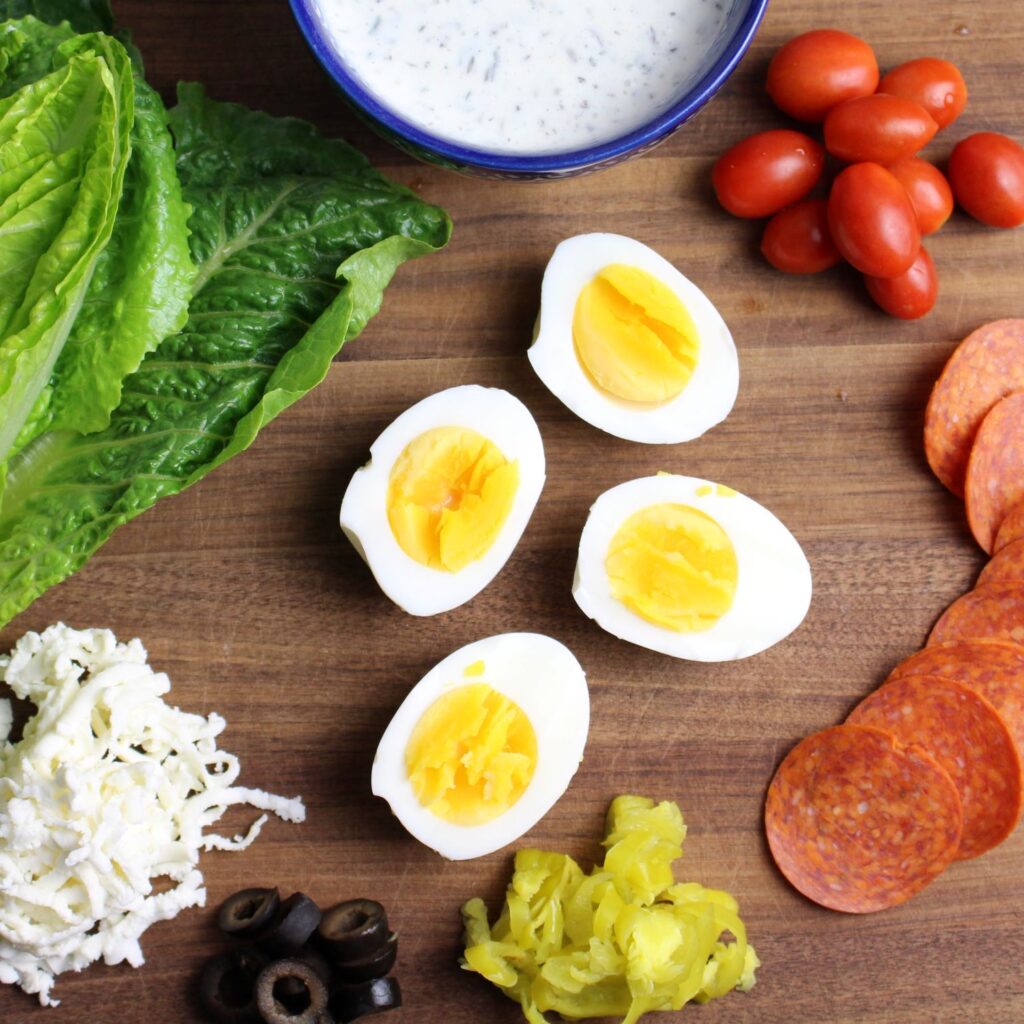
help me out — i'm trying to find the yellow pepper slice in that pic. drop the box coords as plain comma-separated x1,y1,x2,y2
459,796,759,1024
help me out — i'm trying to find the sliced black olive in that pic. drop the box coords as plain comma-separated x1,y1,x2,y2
331,933,397,984
199,949,267,1023
256,892,323,955
330,977,401,1022
255,958,330,1024
276,949,333,1005
218,888,281,938
317,900,388,961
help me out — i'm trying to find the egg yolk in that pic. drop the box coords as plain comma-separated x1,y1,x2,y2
573,264,700,404
405,683,537,825
387,427,520,572
606,503,738,632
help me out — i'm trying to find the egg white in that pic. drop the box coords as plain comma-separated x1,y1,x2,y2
340,385,545,616
529,233,739,444
371,633,590,860
573,475,812,662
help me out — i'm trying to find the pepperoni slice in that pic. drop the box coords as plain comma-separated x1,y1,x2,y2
929,581,1024,647
924,319,1024,497
965,393,1024,553
765,724,961,913
994,500,1024,553
979,538,1024,586
847,675,1023,859
887,639,1024,759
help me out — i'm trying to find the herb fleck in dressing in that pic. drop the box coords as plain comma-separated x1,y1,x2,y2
313,0,732,154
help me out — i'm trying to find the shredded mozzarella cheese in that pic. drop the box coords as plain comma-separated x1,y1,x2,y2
0,624,305,1006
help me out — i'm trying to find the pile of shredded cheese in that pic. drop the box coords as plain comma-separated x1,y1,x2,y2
0,624,305,1006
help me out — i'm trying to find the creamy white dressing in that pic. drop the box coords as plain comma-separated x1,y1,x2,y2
312,0,733,154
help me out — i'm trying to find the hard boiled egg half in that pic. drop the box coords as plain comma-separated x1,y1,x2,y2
371,633,589,860
529,234,739,444
340,386,545,615
574,475,811,661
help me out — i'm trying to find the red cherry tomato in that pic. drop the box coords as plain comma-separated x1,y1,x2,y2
824,94,937,164
864,246,938,319
948,132,1024,228
766,29,879,123
878,58,967,130
828,163,920,277
712,130,825,218
888,157,954,235
761,200,842,274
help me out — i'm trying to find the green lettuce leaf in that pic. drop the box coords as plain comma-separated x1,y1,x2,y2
0,10,72,86
0,0,141,80
0,84,450,626
0,0,111,33
42,75,193,435
0,27,134,462
0,16,193,442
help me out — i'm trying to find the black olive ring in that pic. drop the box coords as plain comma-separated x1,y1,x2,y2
218,888,281,938
317,899,389,961
199,948,267,1023
332,932,397,984
331,977,402,1022
255,958,330,1024
257,892,323,955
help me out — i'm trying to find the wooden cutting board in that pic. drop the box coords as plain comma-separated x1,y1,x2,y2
2,1,1023,1022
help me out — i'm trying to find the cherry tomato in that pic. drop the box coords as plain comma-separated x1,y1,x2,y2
864,246,938,319
828,163,920,277
761,200,842,274
824,94,937,164
712,130,825,218
766,29,879,123
878,58,967,130
888,157,954,235
948,132,1024,228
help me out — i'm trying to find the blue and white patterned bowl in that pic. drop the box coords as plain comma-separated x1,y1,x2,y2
289,0,770,179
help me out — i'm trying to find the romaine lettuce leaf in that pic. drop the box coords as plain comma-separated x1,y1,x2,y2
43,75,193,435
0,10,72,86
0,84,451,627
0,28,133,462
0,0,111,34
0,15,193,442
0,0,141,81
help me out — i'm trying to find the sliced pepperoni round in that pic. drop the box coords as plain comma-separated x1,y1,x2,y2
979,538,1024,586
994,500,1024,553
965,393,1024,553
924,319,1024,497
847,675,1023,859
929,581,1024,647
887,639,1024,760
765,724,962,913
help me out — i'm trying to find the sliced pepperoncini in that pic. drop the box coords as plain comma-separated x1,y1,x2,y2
459,795,759,1024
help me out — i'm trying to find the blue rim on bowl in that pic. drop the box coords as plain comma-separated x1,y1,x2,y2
289,0,771,176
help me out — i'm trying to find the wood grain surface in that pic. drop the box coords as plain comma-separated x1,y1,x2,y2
3,1,1024,1022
